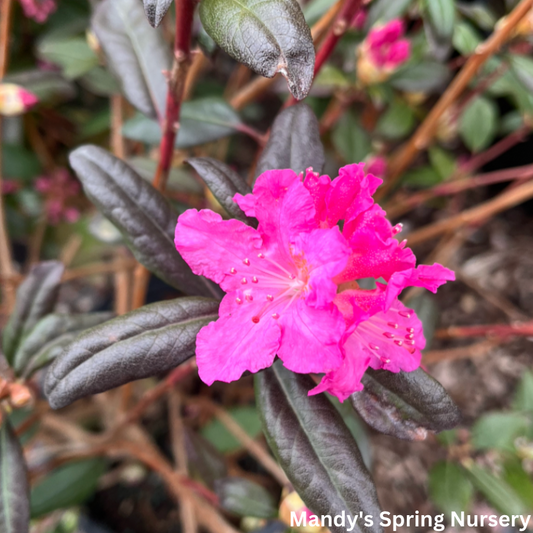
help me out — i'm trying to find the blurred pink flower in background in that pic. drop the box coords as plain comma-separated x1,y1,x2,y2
351,9,367,30
357,19,411,85
1,180,20,195
366,156,387,179
19,0,57,23
0,84,38,116
35,168,81,224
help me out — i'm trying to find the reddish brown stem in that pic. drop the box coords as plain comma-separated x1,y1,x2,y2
435,322,533,340
285,0,362,107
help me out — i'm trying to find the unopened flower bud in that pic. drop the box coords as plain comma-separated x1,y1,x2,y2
0,84,38,116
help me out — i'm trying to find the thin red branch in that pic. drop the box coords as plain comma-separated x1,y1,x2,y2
436,322,533,340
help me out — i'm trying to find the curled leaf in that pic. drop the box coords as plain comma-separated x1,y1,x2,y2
256,362,383,533
2,261,64,366
45,297,219,409
256,104,324,176
350,368,461,441
199,0,315,100
69,145,219,298
187,157,253,223
143,0,173,28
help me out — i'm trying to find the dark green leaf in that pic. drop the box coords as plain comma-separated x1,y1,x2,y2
503,458,533,508
201,406,262,453
365,0,411,28
13,312,114,377
459,96,498,153
1,144,41,182
143,0,173,27
402,165,442,188
256,362,382,533
92,0,171,119
390,61,450,93
376,100,415,140
256,104,324,176
45,297,219,409
456,2,497,30
30,460,106,518
2,261,64,366
122,99,244,148
509,54,533,93
332,112,371,164
350,368,461,440
513,371,533,412
429,146,456,181
428,462,473,517
0,419,30,533
183,428,227,487
200,0,315,100
22,334,79,379
187,158,253,223
471,412,529,452
215,477,277,518
79,66,120,97
464,462,527,516
426,0,455,40
69,145,219,297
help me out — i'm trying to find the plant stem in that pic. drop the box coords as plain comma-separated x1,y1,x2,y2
131,0,195,310
379,0,533,198
284,0,363,107
435,322,533,340
0,0,16,314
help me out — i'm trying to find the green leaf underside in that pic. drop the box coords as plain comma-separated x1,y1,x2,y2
44,298,219,409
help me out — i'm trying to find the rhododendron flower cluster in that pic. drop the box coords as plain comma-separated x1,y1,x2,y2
19,0,57,23
36,169,81,224
174,164,454,401
0,83,38,116
357,19,411,85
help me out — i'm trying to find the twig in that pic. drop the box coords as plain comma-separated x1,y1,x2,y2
435,322,533,340
423,339,497,364
386,163,533,219
229,0,343,110
379,0,533,197
0,0,16,314
199,398,290,487
25,215,47,269
111,94,125,160
168,390,197,533
405,177,533,246
61,257,137,281
131,0,195,310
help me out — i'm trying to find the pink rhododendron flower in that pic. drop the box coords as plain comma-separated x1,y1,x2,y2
36,168,81,224
357,19,411,85
19,0,57,23
0,84,38,116
175,170,350,385
365,156,387,179
175,164,454,400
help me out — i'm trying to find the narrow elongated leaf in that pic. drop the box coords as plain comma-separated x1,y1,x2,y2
365,0,411,28
509,54,533,93
143,0,173,27
31,459,106,518
184,428,227,488
187,158,253,223
256,362,383,533
256,104,324,177
200,0,314,100
332,112,371,164
92,0,171,119
23,334,79,379
459,96,498,153
426,0,455,40
0,419,30,533
69,145,219,297
350,368,461,440
390,61,450,93
13,312,114,376
215,477,277,518
45,297,219,409
122,99,244,148
2,262,64,366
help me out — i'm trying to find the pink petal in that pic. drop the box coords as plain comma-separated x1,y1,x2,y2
309,336,371,402
277,299,345,374
174,209,263,291
233,192,257,217
303,169,330,226
325,164,382,228
385,263,455,308
291,226,350,308
196,293,281,385
387,40,411,67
